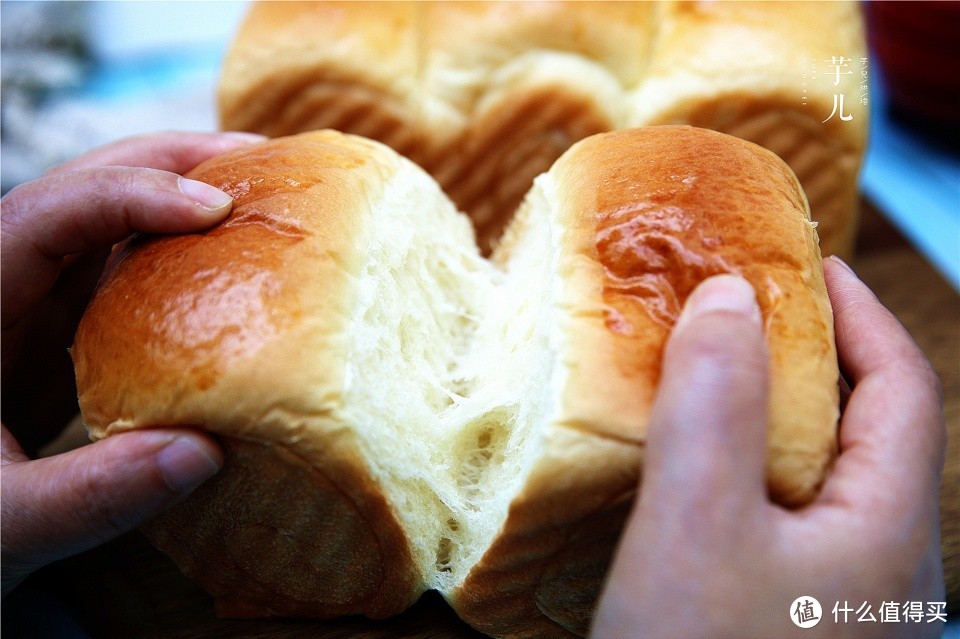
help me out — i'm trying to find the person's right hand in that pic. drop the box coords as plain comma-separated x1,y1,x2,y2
592,259,945,638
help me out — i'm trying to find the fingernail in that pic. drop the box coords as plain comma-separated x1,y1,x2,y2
178,177,233,212
677,275,761,328
156,437,222,494
221,131,268,144
828,255,857,276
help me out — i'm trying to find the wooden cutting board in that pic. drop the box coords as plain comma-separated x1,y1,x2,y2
9,200,958,637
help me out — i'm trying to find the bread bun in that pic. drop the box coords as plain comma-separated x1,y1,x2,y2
218,1,867,258
72,126,839,637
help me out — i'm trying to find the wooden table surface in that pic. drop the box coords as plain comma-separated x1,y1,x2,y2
6,200,958,638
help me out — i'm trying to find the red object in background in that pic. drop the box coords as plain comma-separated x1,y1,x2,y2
865,0,960,127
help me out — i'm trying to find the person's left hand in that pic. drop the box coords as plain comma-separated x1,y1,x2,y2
0,131,263,596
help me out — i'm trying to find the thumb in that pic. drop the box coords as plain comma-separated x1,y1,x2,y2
642,274,769,521
591,275,772,638
1,427,222,595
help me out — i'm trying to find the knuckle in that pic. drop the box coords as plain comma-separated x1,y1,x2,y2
1,182,41,227
100,167,181,230
659,481,755,547
891,356,943,410
71,457,135,544
921,363,944,407
677,321,766,375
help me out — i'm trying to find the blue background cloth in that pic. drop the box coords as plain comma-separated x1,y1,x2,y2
860,69,960,290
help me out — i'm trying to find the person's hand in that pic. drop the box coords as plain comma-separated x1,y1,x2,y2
592,259,945,638
0,131,265,597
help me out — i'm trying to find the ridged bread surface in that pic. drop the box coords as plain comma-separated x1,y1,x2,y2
73,127,839,637
219,1,867,257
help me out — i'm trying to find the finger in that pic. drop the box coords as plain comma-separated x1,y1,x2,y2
0,249,108,447
45,130,266,176
1,166,233,330
818,258,944,520
825,257,937,388
0,428,222,596
1,422,28,464
640,274,769,522
594,275,769,637
838,372,852,415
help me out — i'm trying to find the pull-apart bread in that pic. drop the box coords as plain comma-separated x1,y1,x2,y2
218,1,867,257
72,126,839,638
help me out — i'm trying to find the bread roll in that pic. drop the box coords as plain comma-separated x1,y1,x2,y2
72,126,839,638
218,1,867,258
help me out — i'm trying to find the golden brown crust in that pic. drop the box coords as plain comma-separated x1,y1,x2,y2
219,1,866,257
218,2,423,140
450,428,640,639
73,126,839,636
72,130,427,619
73,131,394,434
628,1,867,259
145,436,421,619
451,127,838,636
551,126,838,507
434,87,615,250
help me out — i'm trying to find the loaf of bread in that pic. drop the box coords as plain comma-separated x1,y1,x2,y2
72,126,839,638
218,1,867,257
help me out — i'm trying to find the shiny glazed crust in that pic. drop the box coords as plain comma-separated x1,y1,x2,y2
554,127,839,507
72,131,426,618
218,0,867,258
73,127,839,636
450,127,839,637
